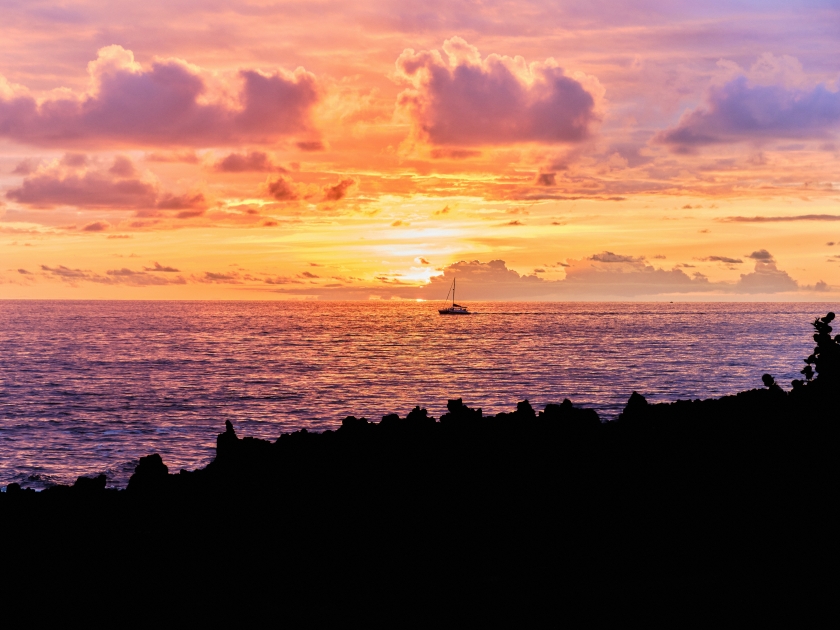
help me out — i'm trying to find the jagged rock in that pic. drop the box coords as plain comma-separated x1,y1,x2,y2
216,419,239,459
73,474,106,493
440,398,482,424
127,453,169,492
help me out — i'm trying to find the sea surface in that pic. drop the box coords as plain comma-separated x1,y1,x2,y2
1,301,835,489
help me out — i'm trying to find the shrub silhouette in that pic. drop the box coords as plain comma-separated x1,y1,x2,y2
792,311,839,394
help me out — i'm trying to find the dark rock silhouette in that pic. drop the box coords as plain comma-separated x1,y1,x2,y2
1,312,837,617
126,453,169,492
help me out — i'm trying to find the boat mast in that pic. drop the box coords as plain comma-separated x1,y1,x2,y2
453,278,455,305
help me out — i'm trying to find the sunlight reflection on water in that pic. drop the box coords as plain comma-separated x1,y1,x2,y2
0,300,834,488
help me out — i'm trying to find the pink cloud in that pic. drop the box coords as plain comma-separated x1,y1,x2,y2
7,170,158,207
81,220,110,232
0,46,319,148
214,151,284,172
396,37,599,146
6,155,206,212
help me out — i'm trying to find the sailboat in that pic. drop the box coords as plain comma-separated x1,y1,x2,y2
438,278,470,315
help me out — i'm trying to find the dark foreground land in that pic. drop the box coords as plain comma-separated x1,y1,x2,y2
2,314,838,619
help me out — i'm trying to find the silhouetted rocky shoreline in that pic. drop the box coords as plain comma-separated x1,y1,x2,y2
2,313,837,619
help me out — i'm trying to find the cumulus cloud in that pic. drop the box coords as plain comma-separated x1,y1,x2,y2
0,45,319,148
735,261,798,293
655,63,840,150
214,151,283,172
262,250,814,300
396,37,600,146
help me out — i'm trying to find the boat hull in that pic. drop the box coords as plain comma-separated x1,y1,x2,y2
438,309,470,315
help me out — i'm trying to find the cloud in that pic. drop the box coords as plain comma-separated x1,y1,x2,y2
266,251,812,300
655,70,840,150
814,280,830,292
700,256,743,264
214,151,283,172
735,261,798,293
40,264,89,279
39,263,185,286
300,271,319,279
109,155,135,177
323,177,354,201
11,159,40,175
266,176,300,201
295,141,325,152
145,151,198,163
8,168,156,207
719,214,840,222
104,268,187,285
17,268,31,274
264,276,304,285
82,220,110,232
6,156,205,212
155,193,205,210
589,251,644,263
429,148,481,159
143,262,180,272
745,249,774,262
0,45,319,148
396,37,599,146
536,173,556,186
202,271,241,283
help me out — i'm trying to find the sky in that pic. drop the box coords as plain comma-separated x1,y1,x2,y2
1,0,840,300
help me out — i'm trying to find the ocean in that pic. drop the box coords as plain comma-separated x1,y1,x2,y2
0,300,834,489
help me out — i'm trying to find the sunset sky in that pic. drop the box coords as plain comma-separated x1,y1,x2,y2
2,0,839,300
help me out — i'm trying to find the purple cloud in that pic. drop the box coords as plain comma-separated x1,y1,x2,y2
656,75,840,150
214,151,284,173
396,37,598,146
0,46,319,148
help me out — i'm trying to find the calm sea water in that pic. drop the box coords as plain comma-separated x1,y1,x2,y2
0,301,835,489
